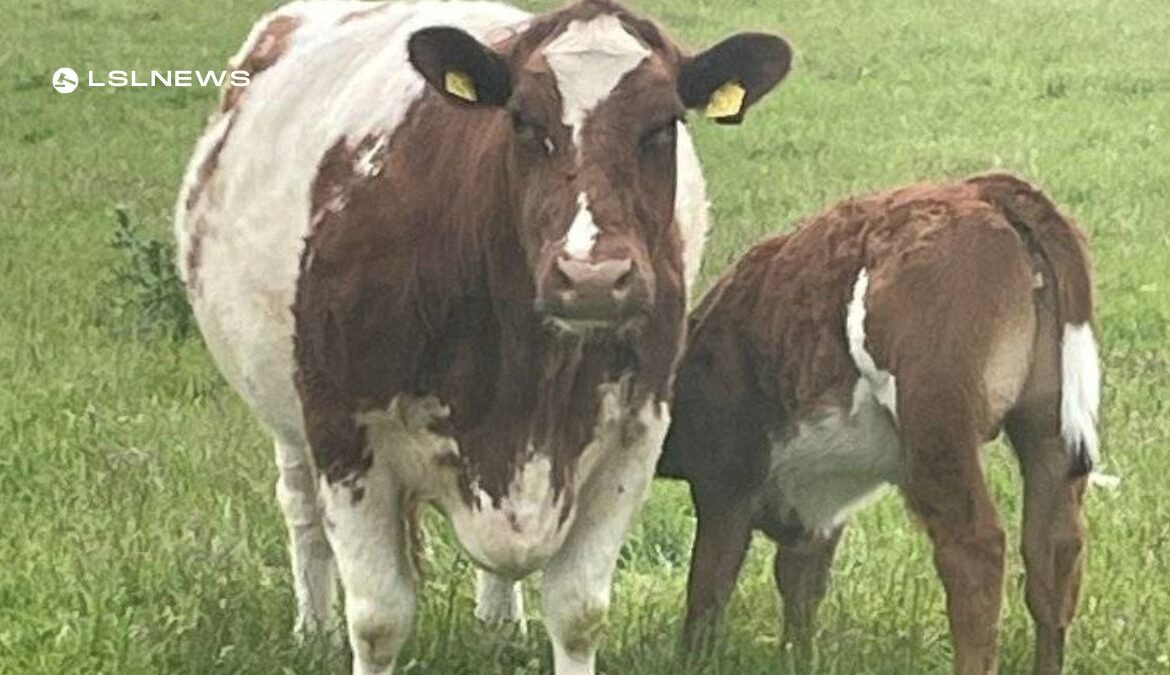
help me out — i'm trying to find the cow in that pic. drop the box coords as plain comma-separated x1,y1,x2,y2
657,173,1102,675
174,1,792,672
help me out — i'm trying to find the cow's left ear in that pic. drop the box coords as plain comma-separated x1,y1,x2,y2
408,27,512,107
678,33,792,124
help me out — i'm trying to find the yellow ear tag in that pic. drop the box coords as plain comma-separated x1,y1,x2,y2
705,81,746,119
444,70,478,102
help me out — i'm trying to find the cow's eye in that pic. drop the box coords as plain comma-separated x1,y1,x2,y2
640,119,678,153
511,112,553,155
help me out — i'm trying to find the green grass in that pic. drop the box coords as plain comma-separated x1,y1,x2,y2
2,0,1168,672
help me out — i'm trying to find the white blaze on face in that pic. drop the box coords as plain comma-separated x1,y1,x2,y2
563,192,600,259
543,14,650,150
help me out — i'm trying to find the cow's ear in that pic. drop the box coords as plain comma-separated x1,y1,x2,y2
678,33,792,124
408,27,512,107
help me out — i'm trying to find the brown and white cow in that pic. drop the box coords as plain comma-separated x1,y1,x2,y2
658,173,1102,674
174,1,791,672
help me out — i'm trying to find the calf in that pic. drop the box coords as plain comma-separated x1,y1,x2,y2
175,0,792,673
658,173,1100,675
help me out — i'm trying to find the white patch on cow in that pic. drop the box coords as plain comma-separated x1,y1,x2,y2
846,268,898,421
459,453,570,576
1061,322,1101,466
563,192,600,259
177,0,531,459
474,570,527,633
541,395,669,674
174,111,234,284
673,122,709,296
764,389,903,534
544,14,651,149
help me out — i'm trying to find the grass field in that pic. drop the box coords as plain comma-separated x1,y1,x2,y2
2,0,1169,672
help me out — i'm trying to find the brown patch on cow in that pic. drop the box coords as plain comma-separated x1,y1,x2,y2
339,3,390,24
183,114,237,296
221,14,301,113
660,173,1095,673
293,1,693,501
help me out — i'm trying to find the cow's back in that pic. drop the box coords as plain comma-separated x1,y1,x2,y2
174,1,532,446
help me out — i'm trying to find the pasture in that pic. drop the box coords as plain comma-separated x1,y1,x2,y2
2,0,1168,672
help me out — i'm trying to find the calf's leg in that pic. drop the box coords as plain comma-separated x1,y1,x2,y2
1008,411,1088,675
682,484,755,650
900,389,1005,675
773,525,843,654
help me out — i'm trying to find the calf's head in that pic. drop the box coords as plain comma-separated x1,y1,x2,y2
409,1,791,335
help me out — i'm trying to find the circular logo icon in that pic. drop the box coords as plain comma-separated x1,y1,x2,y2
52,67,79,94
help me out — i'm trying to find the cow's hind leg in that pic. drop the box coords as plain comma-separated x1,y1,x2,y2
772,525,843,656
321,463,416,675
274,438,338,637
475,570,526,634
900,387,1005,675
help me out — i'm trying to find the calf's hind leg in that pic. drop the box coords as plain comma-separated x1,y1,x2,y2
1008,416,1087,675
900,388,1005,675
1006,305,1089,675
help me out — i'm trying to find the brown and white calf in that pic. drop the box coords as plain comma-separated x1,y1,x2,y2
174,1,791,672
658,173,1101,674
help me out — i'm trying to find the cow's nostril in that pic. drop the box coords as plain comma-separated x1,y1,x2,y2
553,258,575,289
613,266,634,292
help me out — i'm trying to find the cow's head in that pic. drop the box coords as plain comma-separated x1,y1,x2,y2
409,0,791,335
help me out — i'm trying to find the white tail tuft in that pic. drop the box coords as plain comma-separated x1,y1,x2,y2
1060,323,1101,469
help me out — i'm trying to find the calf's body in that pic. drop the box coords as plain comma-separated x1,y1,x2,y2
659,173,1099,675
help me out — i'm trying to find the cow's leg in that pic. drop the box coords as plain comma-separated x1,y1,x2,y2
540,408,668,675
274,438,338,637
475,570,526,634
321,466,416,675
681,483,755,650
1007,412,1088,675
900,389,1005,675
772,525,843,655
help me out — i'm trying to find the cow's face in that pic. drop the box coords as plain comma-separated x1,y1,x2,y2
409,5,791,336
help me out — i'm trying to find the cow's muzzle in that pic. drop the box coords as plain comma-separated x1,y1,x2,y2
535,254,653,332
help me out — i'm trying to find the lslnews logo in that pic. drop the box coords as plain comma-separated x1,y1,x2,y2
52,67,250,94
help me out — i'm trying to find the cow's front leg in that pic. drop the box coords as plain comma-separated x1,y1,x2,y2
540,404,668,675
321,465,417,675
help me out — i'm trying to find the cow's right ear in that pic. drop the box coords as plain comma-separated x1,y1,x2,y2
408,27,512,107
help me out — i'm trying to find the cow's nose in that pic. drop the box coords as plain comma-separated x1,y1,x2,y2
556,257,634,301
541,255,648,324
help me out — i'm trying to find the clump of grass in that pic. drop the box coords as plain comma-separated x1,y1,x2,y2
98,206,193,341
